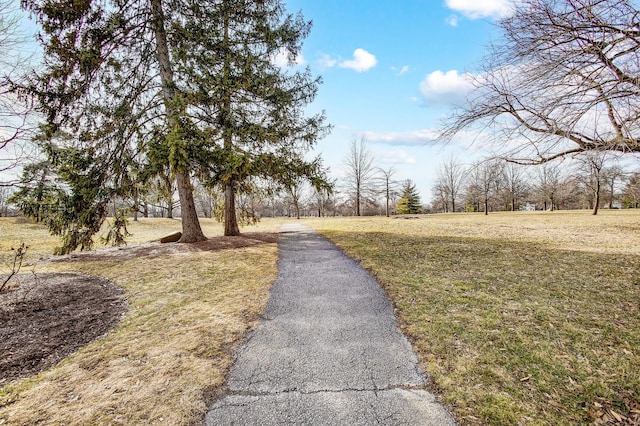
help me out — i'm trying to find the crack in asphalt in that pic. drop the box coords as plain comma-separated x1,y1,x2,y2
218,383,428,399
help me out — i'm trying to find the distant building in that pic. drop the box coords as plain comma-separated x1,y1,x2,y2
520,203,536,212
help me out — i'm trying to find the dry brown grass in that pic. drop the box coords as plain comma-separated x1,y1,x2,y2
0,217,59,266
306,210,640,425
0,217,286,425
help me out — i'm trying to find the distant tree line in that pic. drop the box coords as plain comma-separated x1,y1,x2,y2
437,0,640,215
431,154,639,215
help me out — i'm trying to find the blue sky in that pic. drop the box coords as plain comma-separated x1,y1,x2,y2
283,0,515,203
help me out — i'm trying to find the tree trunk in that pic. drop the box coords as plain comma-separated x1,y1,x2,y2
176,171,206,242
150,0,206,243
385,184,390,217
224,183,240,236
219,10,241,236
167,197,174,219
593,180,600,215
609,181,615,208
133,200,139,221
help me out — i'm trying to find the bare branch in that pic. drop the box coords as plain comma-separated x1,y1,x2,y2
1,242,27,292
0,0,38,179
441,0,640,163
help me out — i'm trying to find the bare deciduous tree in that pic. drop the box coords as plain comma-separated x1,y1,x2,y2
376,166,398,217
502,162,529,211
535,163,563,211
442,0,640,164
575,151,608,215
0,1,36,181
431,181,449,213
310,183,334,217
194,181,220,219
434,156,466,213
284,176,306,219
603,163,625,208
623,172,640,207
0,185,12,216
343,137,376,216
467,159,504,215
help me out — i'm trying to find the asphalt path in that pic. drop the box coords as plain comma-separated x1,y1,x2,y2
205,222,455,425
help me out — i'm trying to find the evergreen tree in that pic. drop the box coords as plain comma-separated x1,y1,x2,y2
15,0,328,252
14,0,206,253
176,0,330,235
397,179,422,214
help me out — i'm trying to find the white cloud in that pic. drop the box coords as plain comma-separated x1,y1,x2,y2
391,65,410,75
419,69,475,105
445,0,515,19
339,48,378,72
377,149,417,165
363,128,493,149
271,48,305,67
445,14,459,26
317,52,337,69
363,129,439,146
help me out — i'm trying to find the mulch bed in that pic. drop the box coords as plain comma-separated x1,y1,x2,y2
0,273,127,384
0,234,277,385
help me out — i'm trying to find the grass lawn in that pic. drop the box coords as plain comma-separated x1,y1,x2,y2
306,210,640,425
0,217,285,425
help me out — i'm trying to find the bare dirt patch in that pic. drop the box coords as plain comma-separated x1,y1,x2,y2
0,273,127,384
51,232,278,263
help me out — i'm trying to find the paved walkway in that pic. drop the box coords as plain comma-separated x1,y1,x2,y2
205,222,455,425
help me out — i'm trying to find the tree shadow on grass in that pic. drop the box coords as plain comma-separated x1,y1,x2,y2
49,232,279,263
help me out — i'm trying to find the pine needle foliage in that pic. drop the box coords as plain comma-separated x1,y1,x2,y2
397,179,422,214
12,0,330,251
